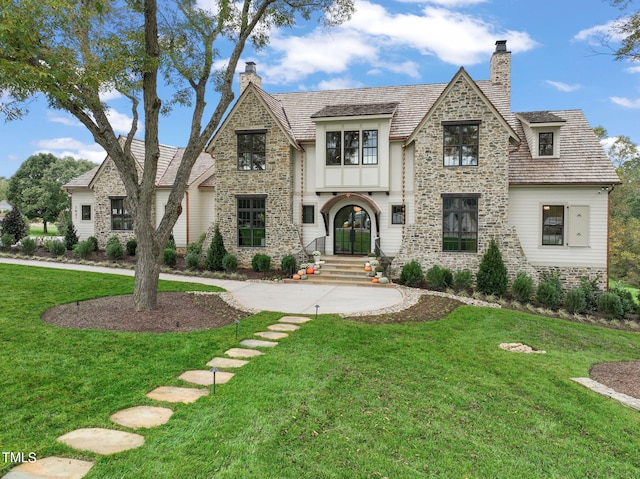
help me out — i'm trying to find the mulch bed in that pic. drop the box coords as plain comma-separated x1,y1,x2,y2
590,361,640,400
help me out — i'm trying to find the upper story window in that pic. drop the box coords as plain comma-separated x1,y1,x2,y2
237,130,266,171
538,132,554,156
443,122,479,166
111,198,133,231
326,130,378,166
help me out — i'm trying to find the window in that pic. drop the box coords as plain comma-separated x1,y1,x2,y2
302,205,315,224
443,123,479,166
326,130,378,165
81,205,91,221
237,130,266,170
539,132,554,156
111,198,133,231
362,130,378,165
442,196,478,252
391,205,404,225
238,196,266,247
542,205,564,245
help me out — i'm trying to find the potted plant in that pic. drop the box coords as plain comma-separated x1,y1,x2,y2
375,265,384,278
312,250,322,264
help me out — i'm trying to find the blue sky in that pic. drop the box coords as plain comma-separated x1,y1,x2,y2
1,0,638,179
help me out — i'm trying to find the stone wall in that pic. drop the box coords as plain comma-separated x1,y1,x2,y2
207,88,302,267
392,73,536,282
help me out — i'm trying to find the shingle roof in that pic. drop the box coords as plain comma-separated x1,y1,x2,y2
517,111,566,124
510,110,620,185
311,102,399,118
63,139,214,189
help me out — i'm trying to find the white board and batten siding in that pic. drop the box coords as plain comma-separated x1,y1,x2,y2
508,186,609,267
71,190,95,241
155,190,188,247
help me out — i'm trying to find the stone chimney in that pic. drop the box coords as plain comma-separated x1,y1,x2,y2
490,40,511,108
239,61,262,93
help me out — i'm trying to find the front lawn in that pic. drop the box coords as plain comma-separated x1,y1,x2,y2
1,264,640,478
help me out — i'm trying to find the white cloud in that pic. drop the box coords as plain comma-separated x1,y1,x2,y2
545,80,581,93
35,138,106,163
399,0,488,6
573,19,626,45
47,111,82,127
610,96,640,109
105,108,139,134
316,77,366,91
625,65,640,74
99,88,123,102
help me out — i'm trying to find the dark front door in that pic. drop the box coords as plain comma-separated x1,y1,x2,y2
334,205,371,255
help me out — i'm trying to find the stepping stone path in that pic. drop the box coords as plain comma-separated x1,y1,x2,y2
110,406,173,429
3,315,313,479
179,370,235,386
57,428,145,455
2,456,94,479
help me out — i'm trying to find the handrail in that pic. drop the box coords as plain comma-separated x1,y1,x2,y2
374,237,391,276
292,236,326,266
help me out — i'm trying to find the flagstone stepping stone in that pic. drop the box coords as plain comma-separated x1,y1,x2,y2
178,370,234,386
146,386,208,404
268,323,300,332
2,456,94,479
57,428,144,455
279,316,312,324
240,339,278,348
225,348,265,358
254,331,288,340
206,357,249,368
110,406,173,429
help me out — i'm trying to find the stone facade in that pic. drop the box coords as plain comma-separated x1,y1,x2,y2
392,72,537,283
91,159,137,247
207,88,302,267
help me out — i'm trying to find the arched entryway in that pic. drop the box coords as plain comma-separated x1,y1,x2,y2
334,205,371,255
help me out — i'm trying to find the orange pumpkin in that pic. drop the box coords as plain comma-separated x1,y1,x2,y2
372,278,379,283
298,269,306,275
293,274,301,280
364,266,372,271
306,267,315,274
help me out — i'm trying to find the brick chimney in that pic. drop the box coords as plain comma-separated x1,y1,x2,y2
240,61,262,93
490,40,511,108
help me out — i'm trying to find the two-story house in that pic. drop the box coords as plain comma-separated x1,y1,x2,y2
66,41,620,288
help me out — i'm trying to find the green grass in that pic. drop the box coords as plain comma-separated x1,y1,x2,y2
2,264,640,478
611,278,640,304
28,223,59,236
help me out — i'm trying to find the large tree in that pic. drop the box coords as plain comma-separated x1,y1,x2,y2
0,0,353,310
610,0,640,61
7,153,95,232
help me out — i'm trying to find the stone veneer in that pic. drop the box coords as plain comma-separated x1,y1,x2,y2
206,88,301,267
92,159,138,248
392,73,537,284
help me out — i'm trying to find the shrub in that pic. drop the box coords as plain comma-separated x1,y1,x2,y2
55,210,70,237
73,240,94,260
86,236,99,252
185,251,200,270
163,248,177,267
579,277,601,312
608,286,636,316
252,253,271,272
597,291,624,319
564,288,587,314
425,265,453,290
64,219,78,250
19,237,37,256
453,269,474,292
476,239,508,296
105,236,124,260
166,234,176,251
511,271,534,303
1,233,15,251
281,255,297,276
48,239,66,257
205,224,227,271
536,275,563,309
222,253,238,272
126,238,138,256
1,207,28,243
186,241,202,255
399,260,423,287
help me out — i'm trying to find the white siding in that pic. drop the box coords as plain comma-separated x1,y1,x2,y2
188,188,216,244
155,190,188,247
508,186,609,267
70,190,95,240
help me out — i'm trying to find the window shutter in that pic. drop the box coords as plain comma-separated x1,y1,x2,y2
568,205,589,247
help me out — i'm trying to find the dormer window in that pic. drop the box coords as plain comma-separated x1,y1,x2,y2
326,130,378,166
539,132,554,156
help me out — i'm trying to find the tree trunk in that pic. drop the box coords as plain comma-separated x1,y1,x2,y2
133,238,162,311
43,220,48,234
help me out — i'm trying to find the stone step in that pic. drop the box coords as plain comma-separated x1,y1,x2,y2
291,255,391,287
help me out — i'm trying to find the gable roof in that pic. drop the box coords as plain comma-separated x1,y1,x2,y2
510,110,620,185
63,138,214,190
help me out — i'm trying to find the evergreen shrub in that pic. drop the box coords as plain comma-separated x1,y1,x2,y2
19,237,37,256
205,224,227,271
425,265,453,290
252,253,271,272
511,271,534,303
126,238,137,256
453,269,474,291
222,253,238,272
597,291,624,319
564,288,587,314
281,255,297,276
105,236,124,260
399,260,423,287
163,248,177,267
476,239,508,296
48,239,66,256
